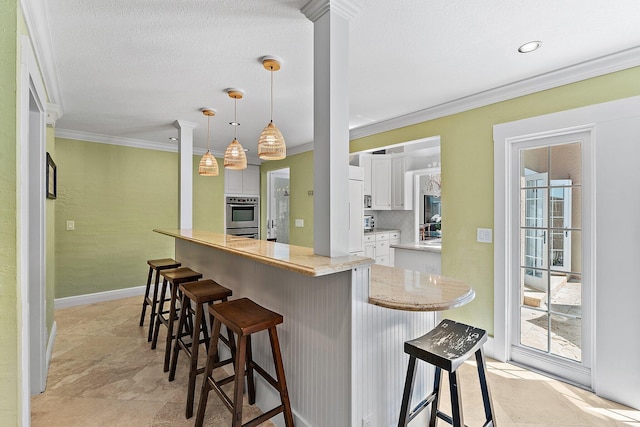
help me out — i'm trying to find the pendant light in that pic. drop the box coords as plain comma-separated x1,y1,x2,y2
258,55,286,160
198,108,219,176
224,89,248,170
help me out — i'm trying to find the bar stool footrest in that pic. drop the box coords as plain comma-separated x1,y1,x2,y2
243,406,284,427
406,391,438,424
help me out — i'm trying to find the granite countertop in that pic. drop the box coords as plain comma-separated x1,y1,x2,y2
364,228,400,234
368,264,474,311
390,239,442,253
154,229,374,277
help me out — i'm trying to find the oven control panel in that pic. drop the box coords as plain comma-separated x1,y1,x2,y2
226,196,259,204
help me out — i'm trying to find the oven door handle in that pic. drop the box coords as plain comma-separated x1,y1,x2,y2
227,204,256,208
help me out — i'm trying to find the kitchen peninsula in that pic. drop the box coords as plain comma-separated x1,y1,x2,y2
155,229,473,427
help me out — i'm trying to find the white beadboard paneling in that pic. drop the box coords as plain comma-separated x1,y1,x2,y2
351,267,435,427
176,239,351,427
176,239,437,426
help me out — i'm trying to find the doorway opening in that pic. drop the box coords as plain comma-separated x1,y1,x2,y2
266,168,290,243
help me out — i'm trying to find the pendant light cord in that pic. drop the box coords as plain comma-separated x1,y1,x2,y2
234,98,238,139
270,66,274,122
206,116,211,150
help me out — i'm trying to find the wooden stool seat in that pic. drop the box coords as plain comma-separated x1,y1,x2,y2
169,279,234,419
139,258,181,342
151,267,202,373
398,319,496,427
195,297,294,427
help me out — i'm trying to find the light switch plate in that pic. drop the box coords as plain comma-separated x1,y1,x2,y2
295,219,304,227
66,220,75,231
477,228,492,243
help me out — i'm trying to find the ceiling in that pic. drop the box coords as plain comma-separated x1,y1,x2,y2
42,0,640,160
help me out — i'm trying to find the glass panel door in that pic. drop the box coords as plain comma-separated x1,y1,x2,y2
517,142,584,365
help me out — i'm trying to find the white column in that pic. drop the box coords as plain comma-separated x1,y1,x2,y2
173,120,198,229
302,0,360,257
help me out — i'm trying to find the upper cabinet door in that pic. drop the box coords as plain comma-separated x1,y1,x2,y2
371,157,391,210
391,157,406,210
224,165,260,195
242,165,260,195
361,155,372,196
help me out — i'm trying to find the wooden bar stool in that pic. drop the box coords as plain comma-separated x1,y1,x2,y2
168,279,235,419
195,297,294,427
139,258,181,342
398,319,496,427
151,267,202,372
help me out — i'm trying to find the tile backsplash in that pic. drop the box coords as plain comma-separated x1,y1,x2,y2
366,210,416,243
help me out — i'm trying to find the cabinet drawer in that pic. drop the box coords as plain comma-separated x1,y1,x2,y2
389,239,400,246
375,232,390,241
364,234,376,243
390,231,400,240
375,240,389,255
375,255,389,266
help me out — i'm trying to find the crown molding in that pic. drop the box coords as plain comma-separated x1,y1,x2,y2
301,0,361,22
20,0,64,111
46,103,62,126
288,141,314,156
349,45,640,140
53,128,269,166
55,128,211,155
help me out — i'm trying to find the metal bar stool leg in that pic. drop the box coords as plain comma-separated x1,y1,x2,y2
428,367,442,427
398,355,417,427
449,371,464,427
475,347,496,427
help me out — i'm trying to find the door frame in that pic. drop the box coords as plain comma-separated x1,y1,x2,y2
19,34,48,421
494,121,596,388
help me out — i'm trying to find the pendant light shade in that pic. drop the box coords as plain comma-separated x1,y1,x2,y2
258,56,286,160
224,89,247,170
198,108,219,176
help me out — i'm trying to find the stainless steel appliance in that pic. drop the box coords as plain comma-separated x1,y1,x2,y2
364,215,375,232
226,196,259,239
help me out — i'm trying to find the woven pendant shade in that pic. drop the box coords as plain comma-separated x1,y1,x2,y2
198,150,219,176
258,55,286,161
223,138,247,170
258,121,286,160
198,108,219,176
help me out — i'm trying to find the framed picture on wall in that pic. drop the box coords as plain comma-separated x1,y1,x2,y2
46,152,57,199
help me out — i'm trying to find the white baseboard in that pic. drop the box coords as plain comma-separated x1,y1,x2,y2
54,285,146,309
45,321,57,378
484,335,495,360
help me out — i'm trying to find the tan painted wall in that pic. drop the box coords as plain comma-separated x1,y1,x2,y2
351,66,640,335
54,138,225,298
259,151,314,248
0,0,19,422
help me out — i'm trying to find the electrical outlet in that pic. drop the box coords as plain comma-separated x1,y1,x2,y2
477,228,492,243
295,219,304,228
362,413,373,427
66,220,75,231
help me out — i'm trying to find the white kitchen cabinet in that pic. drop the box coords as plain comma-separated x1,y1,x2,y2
225,165,260,195
371,157,391,210
363,230,400,266
389,231,401,267
391,157,414,211
361,155,372,196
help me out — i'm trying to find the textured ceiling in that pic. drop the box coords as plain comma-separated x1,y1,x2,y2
44,0,640,156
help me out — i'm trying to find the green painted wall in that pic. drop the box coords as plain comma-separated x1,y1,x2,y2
260,151,314,248
54,138,225,298
352,66,640,335
46,127,55,335
0,0,19,422
193,155,225,232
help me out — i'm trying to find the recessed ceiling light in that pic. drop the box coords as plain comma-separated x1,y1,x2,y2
518,41,542,53
169,137,179,141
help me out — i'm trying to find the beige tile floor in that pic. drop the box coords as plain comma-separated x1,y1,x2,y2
32,296,640,426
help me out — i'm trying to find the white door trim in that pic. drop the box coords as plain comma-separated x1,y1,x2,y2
494,119,597,387
19,33,48,425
